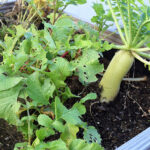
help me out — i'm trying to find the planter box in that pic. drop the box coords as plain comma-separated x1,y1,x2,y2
0,2,14,13
116,127,150,150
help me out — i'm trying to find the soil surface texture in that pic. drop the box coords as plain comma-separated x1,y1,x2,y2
66,50,150,149
0,50,150,150
0,119,23,150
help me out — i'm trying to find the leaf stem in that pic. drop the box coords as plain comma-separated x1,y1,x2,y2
112,45,128,50
116,0,129,43
137,52,150,59
25,99,31,146
55,4,68,22
136,36,150,48
131,47,150,52
132,19,150,46
107,0,127,45
53,0,58,25
127,0,132,46
132,51,150,65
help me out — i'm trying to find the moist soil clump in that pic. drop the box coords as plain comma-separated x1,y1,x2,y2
0,51,150,150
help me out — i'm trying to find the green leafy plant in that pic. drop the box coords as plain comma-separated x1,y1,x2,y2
91,2,113,35
0,13,106,149
46,0,87,25
14,96,104,150
94,0,150,103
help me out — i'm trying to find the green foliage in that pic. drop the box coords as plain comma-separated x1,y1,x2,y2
0,74,23,91
27,72,54,105
91,3,113,33
83,126,101,144
72,50,104,84
95,0,150,54
0,83,22,125
94,0,150,103
48,57,72,88
69,139,104,150
0,2,107,148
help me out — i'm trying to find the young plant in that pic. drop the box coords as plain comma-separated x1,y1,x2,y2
94,0,150,103
0,14,105,149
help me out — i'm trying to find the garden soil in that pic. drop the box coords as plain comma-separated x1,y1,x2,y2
0,50,150,150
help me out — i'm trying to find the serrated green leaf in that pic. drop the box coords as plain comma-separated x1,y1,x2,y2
0,83,22,125
74,34,93,49
103,41,113,51
52,17,76,42
62,86,79,102
72,50,104,84
55,17,75,28
32,138,40,148
35,140,68,150
27,72,51,105
44,28,56,49
20,39,32,54
61,123,79,146
14,52,28,72
83,126,101,144
36,127,55,141
0,40,6,50
69,139,104,150
42,78,56,98
0,74,23,91
62,108,83,125
54,97,83,125
72,103,86,115
15,25,26,38
93,3,105,16
49,57,72,88
14,142,29,150
37,114,53,127
52,120,65,132
80,93,97,104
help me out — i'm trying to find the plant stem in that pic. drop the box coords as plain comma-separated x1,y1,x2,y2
27,11,37,26
132,19,150,46
55,5,67,22
107,0,127,46
132,51,150,65
53,0,58,25
25,99,31,146
137,52,150,59
127,0,132,46
116,0,129,43
131,47,150,52
112,45,127,50
61,51,69,58
102,31,117,40
22,3,30,23
136,36,150,48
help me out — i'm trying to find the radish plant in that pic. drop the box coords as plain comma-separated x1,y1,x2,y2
94,0,150,103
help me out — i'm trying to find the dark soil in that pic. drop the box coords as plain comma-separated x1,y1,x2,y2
0,119,23,150
0,50,150,150
68,50,150,150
